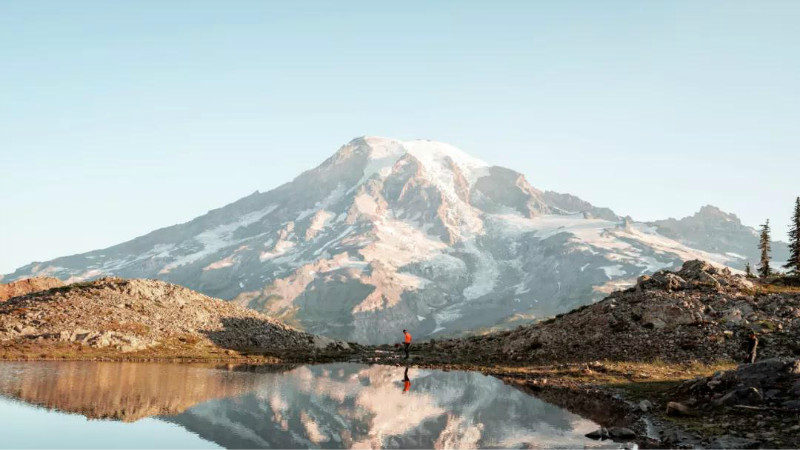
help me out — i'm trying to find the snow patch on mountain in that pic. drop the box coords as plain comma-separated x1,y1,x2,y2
461,242,498,300
160,205,278,274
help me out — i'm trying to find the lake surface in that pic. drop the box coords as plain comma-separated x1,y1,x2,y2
0,361,607,449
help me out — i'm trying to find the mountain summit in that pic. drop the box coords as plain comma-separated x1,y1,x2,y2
5,137,752,343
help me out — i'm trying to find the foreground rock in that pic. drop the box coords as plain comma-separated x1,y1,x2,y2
422,260,800,365
0,277,352,361
676,358,800,411
0,277,64,301
664,358,800,447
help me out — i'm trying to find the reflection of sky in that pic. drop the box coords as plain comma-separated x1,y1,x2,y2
0,397,219,449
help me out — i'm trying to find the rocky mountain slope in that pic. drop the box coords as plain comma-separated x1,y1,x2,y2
2,137,772,344
425,260,800,365
0,277,63,301
0,277,344,359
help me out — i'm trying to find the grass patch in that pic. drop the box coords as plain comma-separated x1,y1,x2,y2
756,284,800,294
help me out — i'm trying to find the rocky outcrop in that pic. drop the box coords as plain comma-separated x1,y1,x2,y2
675,358,800,412
425,260,800,365
661,358,800,448
0,277,349,359
0,277,64,301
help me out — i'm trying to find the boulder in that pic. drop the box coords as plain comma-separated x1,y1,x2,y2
712,387,763,407
651,271,687,291
585,427,609,440
640,304,695,329
608,427,637,440
666,401,695,416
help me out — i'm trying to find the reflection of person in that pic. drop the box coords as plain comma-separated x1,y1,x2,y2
402,366,411,393
402,329,412,359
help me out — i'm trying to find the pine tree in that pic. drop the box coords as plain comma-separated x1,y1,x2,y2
783,196,800,276
745,262,752,278
758,219,772,278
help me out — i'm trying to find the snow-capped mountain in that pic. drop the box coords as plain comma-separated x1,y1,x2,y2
4,137,753,343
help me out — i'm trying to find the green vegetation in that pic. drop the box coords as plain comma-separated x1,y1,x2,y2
759,219,772,278
785,196,800,276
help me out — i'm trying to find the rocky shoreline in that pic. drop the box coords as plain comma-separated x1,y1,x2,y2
352,347,799,448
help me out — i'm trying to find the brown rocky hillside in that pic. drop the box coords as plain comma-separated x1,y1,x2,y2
425,260,800,365
0,277,349,360
0,277,64,301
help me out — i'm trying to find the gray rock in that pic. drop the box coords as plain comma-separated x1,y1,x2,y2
585,427,609,440
713,387,763,407
651,271,687,291
608,427,637,440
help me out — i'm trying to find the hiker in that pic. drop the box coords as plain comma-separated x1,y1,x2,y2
402,366,411,393
403,329,412,359
745,331,759,364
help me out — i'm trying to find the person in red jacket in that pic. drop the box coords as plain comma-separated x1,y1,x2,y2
402,329,412,359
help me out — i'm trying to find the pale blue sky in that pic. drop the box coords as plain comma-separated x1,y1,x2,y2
1,1,798,273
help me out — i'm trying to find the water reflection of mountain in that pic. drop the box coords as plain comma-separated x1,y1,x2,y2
0,362,272,422
0,362,599,448
164,363,599,449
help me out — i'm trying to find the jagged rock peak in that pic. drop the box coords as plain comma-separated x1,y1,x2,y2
632,259,753,293
694,204,742,223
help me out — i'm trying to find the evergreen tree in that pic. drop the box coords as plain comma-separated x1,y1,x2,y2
745,262,752,278
758,219,772,278
784,196,800,276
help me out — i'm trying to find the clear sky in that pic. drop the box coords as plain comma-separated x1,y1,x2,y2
1,1,798,273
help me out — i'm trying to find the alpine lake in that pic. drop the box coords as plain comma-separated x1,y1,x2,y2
0,361,615,449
